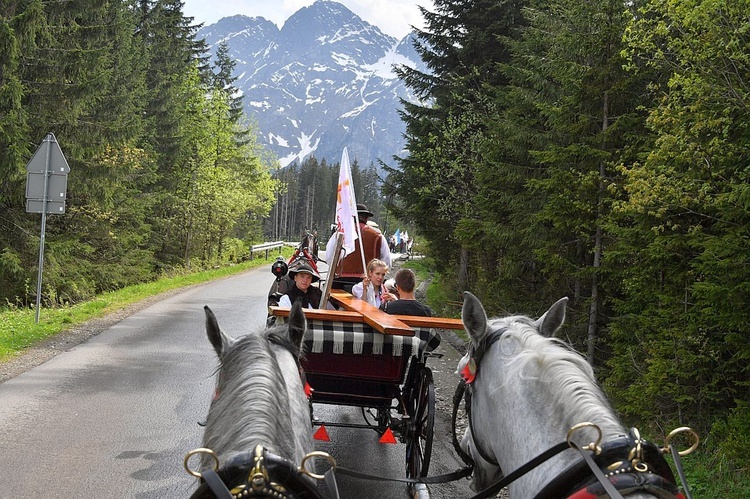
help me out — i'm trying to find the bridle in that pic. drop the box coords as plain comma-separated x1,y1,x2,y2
185,445,337,499
453,327,506,467
191,335,322,498
451,326,699,499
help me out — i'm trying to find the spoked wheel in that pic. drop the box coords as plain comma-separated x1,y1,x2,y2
404,365,435,480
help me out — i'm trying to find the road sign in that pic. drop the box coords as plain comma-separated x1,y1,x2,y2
26,199,66,214
26,172,68,200
25,132,71,323
25,133,69,215
26,135,70,173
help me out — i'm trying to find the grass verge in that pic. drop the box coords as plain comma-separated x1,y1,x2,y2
0,251,289,362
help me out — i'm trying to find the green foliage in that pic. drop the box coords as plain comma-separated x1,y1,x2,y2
710,401,750,472
265,155,385,242
0,251,290,362
0,0,277,308
393,0,750,485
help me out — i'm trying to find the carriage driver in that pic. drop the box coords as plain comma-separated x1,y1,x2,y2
278,262,323,309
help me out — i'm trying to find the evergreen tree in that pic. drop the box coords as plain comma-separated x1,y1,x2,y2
477,0,643,360
0,1,42,302
391,0,526,284
212,41,245,131
136,0,211,265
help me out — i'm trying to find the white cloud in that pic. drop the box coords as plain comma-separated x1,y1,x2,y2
182,0,432,39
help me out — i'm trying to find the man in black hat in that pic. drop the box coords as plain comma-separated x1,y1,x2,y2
333,203,391,290
278,262,324,309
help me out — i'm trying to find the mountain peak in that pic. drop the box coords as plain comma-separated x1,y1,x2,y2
198,2,426,169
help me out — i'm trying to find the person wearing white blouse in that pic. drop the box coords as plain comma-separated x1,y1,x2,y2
351,258,397,309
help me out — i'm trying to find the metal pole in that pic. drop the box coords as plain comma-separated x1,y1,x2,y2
35,134,53,323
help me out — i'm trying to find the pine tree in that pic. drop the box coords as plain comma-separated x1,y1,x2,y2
137,0,211,265
391,0,526,282
0,1,43,302
212,41,245,131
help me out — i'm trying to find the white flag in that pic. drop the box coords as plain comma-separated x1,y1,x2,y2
325,148,359,263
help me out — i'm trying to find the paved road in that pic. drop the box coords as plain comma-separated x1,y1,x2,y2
0,263,475,498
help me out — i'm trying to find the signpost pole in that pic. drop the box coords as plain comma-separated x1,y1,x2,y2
34,135,53,323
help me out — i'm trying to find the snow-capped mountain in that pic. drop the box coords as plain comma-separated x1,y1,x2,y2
196,0,426,168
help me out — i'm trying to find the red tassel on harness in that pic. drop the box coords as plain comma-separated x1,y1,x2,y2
461,358,477,384
304,381,313,398
313,425,330,441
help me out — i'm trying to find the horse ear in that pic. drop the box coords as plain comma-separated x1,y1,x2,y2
462,291,488,344
534,297,568,337
204,306,232,357
287,300,306,352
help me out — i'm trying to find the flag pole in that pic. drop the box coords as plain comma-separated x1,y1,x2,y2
354,213,366,275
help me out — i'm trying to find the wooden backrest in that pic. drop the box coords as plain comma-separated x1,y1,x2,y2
269,291,466,335
328,290,414,336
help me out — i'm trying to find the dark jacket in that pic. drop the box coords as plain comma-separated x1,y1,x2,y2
284,284,323,309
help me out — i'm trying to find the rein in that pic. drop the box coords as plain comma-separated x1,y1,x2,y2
461,424,694,499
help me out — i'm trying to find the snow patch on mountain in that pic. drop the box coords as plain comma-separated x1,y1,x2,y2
197,1,427,169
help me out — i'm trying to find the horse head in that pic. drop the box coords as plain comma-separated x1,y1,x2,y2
458,292,628,497
201,302,313,472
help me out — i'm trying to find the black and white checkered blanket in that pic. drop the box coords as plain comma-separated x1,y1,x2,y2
303,319,441,358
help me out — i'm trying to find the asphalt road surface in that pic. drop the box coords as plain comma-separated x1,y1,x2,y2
0,263,475,498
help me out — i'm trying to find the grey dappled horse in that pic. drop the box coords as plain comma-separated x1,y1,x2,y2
201,302,314,471
458,292,682,499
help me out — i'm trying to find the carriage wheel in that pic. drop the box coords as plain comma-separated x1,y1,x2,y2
405,365,434,480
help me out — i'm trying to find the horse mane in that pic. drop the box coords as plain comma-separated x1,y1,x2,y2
203,325,298,463
491,317,624,435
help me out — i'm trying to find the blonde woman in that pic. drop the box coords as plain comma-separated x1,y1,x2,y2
351,259,397,309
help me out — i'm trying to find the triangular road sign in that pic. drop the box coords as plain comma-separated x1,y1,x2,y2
26,133,70,173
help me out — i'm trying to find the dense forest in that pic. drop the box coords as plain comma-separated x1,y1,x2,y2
1,0,748,489
390,0,749,482
0,0,379,309
264,156,386,243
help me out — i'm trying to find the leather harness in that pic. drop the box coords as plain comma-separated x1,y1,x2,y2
452,327,689,499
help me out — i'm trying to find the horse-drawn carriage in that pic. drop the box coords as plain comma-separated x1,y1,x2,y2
185,235,700,499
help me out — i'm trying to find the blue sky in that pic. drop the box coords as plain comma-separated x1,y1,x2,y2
182,0,432,39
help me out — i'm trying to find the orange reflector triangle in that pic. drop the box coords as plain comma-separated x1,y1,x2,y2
313,425,330,441
379,427,397,444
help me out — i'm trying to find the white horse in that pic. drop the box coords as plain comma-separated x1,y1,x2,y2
458,292,682,499
195,301,317,497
